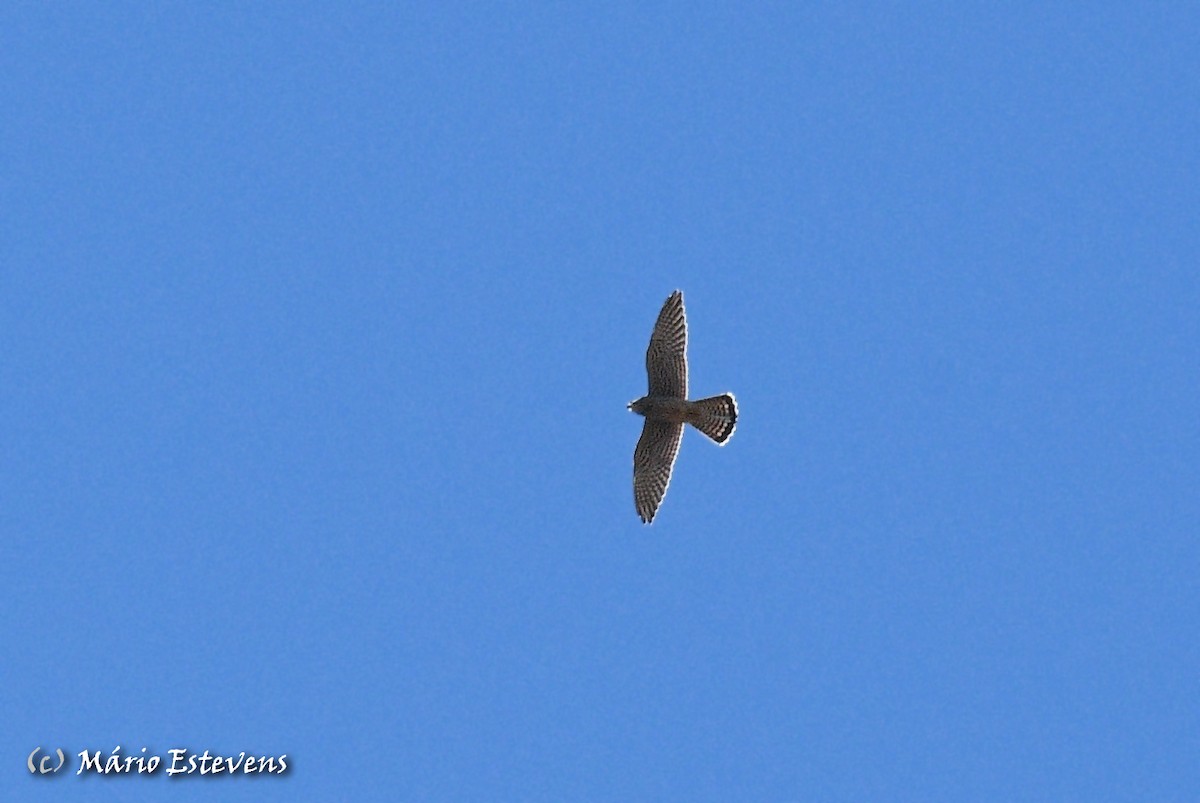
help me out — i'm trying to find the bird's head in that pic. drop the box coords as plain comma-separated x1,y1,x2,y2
628,397,649,415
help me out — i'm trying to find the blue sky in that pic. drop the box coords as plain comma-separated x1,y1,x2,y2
4,4,1198,801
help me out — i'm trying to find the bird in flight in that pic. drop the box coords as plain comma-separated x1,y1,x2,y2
629,290,737,524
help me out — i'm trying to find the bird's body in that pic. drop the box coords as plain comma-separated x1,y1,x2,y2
629,394,737,442
628,396,692,420
629,290,737,523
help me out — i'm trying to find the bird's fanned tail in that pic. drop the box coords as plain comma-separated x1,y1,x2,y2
687,394,738,444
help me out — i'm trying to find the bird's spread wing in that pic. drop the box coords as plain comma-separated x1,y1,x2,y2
633,420,683,524
645,290,687,399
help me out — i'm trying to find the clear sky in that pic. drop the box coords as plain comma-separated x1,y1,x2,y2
4,4,1198,801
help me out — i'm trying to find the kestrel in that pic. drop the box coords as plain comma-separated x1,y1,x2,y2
629,290,737,524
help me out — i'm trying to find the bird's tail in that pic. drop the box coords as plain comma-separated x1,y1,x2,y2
687,394,738,444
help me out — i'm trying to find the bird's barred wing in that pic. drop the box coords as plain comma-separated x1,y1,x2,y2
633,420,683,524
645,290,687,399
